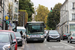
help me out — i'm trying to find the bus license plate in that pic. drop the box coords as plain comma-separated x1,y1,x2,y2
31,35,40,37
34,39,38,41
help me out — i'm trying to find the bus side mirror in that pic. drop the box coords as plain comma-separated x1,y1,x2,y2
25,25,26,28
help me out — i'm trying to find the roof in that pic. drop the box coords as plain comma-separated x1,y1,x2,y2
60,0,68,9
17,26,25,29
0,32,10,35
0,30,14,32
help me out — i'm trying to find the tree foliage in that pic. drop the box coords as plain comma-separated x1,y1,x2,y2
8,3,13,21
19,0,34,21
47,3,62,30
35,4,49,23
18,10,28,26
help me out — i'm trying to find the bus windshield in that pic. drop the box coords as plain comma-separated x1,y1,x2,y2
28,25,44,34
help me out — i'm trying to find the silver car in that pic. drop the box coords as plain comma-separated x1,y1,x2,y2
0,32,15,50
67,33,75,43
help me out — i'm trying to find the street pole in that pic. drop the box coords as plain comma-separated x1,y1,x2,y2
2,0,5,30
23,13,25,27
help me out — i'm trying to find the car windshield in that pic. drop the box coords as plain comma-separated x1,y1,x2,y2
49,31,59,34
64,33,70,35
9,32,15,39
28,25,44,34
72,33,75,36
17,29,26,33
15,32,21,37
0,34,9,43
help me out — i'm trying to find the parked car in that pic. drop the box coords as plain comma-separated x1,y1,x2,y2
44,30,48,38
0,30,17,50
14,32,23,46
46,30,61,42
63,33,71,40
0,32,15,50
67,33,75,43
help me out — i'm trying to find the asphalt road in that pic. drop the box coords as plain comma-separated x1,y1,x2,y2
24,39,75,50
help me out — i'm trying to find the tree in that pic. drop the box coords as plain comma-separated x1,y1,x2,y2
18,10,28,26
35,4,49,23
19,0,34,21
47,3,62,30
8,3,13,21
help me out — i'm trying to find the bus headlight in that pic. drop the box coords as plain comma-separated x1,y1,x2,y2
27,35,30,38
41,35,44,38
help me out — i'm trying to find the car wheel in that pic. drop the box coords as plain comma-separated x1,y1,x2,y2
46,38,49,42
58,40,61,42
63,38,64,40
67,41,69,43
27,41,29,43
70,41,72,43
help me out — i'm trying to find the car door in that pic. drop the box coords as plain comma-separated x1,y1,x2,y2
10,34,15,50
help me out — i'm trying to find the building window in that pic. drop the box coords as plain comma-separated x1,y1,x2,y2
73,2,75,9
72,14,75,20
70,24,75,31
15,7,18,13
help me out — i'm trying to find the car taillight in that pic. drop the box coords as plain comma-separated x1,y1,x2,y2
64,35,66,36
71,37,73,39
13,39,17,50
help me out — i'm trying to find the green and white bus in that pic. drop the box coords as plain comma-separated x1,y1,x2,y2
25,21,45,43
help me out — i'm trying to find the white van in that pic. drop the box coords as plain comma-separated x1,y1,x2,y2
17,26,26,39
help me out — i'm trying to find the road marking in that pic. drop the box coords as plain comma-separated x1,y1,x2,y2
48,47,51,49
60,42,75,49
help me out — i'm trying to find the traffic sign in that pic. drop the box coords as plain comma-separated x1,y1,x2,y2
6,21,9,24
4,16,9,20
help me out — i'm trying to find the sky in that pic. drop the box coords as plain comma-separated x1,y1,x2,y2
31,0,65,10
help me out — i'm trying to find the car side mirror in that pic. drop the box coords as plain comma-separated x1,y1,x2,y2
12,41,16,44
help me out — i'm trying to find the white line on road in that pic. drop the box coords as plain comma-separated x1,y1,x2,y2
60,42,75,49
48,47,51,49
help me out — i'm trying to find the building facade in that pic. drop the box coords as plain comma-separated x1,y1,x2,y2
57,0,75,34
0,0,19,30
9,0,19,21
0,0,9,29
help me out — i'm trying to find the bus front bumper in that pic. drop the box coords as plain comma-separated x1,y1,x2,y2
26,38,45,41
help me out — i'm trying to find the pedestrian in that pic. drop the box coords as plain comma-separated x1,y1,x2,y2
20,31,23,38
